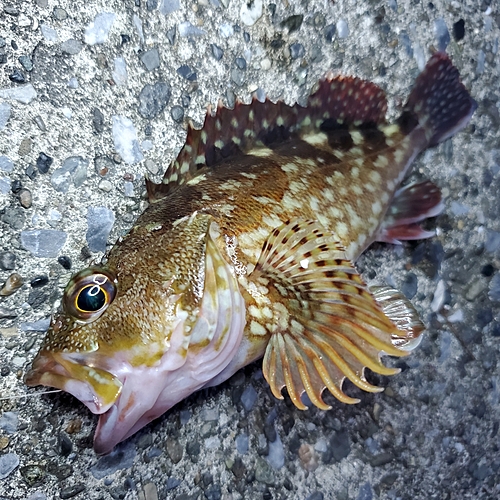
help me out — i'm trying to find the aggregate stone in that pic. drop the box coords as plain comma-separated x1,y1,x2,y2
138,82,171,119
0,251,16,270
59,484,86,499
211,44,224,60
112,116,143,164
84,12,116,45
170,105,184,123
159,0,180,15
90,443,136,479
254,457,275,485
57,255,72,270
0,411,18,434
1,206,26,230
0,155,13,172
51,156,88,192
165,436,183,463
36,152,53,174
177,64,197,81
86,206,115,253
0,102,11,129
18,188,32,208
140,48,161,71
21,229,67,258
61,39,83,55
0,453,19,479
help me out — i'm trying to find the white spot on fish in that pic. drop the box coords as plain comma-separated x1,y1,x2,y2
281,162,299,173
302,131,328,146
250,320,267,336
248,146,273,157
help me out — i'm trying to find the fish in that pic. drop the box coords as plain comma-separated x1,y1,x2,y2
24,52,476,455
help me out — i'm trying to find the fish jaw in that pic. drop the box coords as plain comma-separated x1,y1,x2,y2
25,350,123,415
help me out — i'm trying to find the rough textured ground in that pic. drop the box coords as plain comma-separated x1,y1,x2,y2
0,1,499,499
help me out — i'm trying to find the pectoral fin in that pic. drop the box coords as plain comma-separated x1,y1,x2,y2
253,220,424,410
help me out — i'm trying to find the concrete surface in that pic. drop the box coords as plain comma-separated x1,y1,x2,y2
0,0,499,499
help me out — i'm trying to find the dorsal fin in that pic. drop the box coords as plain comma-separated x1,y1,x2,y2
147,76,388,202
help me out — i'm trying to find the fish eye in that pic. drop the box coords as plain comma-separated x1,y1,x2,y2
63,267,117,322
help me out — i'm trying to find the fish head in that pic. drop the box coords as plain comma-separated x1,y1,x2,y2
24,259,201,454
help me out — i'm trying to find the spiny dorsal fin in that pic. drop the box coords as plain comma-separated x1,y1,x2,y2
252,220,422,410
146,76,388,202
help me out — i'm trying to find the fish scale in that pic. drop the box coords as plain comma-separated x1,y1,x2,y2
25,52,477,454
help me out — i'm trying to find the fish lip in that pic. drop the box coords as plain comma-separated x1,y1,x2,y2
24,351,122,415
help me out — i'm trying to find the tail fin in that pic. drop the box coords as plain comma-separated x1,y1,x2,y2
400,52,477,146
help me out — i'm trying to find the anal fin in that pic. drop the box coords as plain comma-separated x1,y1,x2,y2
253,220,424,411
376,180,444,244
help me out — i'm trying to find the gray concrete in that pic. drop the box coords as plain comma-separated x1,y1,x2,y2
0,1,499,499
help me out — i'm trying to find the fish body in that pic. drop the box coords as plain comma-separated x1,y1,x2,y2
25,53,476,454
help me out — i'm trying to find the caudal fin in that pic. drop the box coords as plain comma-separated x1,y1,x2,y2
399,52,477,146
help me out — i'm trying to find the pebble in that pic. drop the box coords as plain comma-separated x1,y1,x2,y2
18,55,33,71
113,57,128,86
0,273,24,296
401,272,418,299
40,24,59,42
140,48,161,71
21,229,67,258
0,305,17,319
0,453,19,480
138,82,171,119
98,180,113,193
30,275,49,288
0,412,18,434
170,105,184,123
166,437,184,463
281,15,303,33
476,49,486,75
20,318,50,333
0,155,13,172
434,18,450,51
67,77,79,89
84,12,116,45
36,152,53,174
254,457,275,485
211,44,224,60
178,21,206,37
177,64,197,81
159,0,180,15
0,102,11,129
430,280,446,312
143,482,159,500
306,493,324,500
92,107,105,134
19,188,32,208
51,156,88,193
324,24,336,42
240,0,262,26
86,207,115,253
57,255,72,270
235,434,249,454
240,384,257,411
489,274,500,301
61,39,83,55
166,26,176,45
219,23,233,38
465,280,486,301
266,431,285,469
112,115,144,164
485,231,500,253
91,442,136,479
336,19,349,38
289,42,305,59
59,484,86,499
0,177,9,193
2,206,25,230
231,68,245,86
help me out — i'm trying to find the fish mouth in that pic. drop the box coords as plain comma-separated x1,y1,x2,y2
24,350,123,415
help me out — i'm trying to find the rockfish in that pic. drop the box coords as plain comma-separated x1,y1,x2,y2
25,53,476,454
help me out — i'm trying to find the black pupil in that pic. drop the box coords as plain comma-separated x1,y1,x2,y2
77,285,106,312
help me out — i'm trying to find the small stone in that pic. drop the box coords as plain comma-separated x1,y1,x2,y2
170,105,184,123
336,19,349,38
112,116,143,164
176,64,196,81
98,180,113,192
61,39,83,55
33,115,46,131
0,412,18,434
91,442,136,479
51,156,88,192
57,255,72,270
434,18,450,51
147,0,158,11
140,48,160,71
178,21,206,37
86,207,115,253
254,457,275,485
267,431,285,470
18,188,32,208
0,453,19,480
220,23,233,38
159,0,180,15
0,305,16,319
489,274,500,301
0,273,23,296
165,437,183,463
59,484,85,499
306,493,324,500
240,384,257,411
402,272,418,299
36,152,53,174
240,0,263,26
1,206,25,230
211,44,224,60
356,482,373,500
53,7,68,20
0,155,13,172
298,443,319,472
280,14,303,33
324,24,336,42
84,12,116,45
138,82,171,119
20,464,45,487
231,68,245,86
21,229,67,258
0,102,11,129
289,42,305,59
18,55,33,72
166,26,176,45
4,6,19,15
40,24,59,42
30,275,49,288
113,57,128,86
235,57,246,69
142,482,159,500
0,251,16,270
